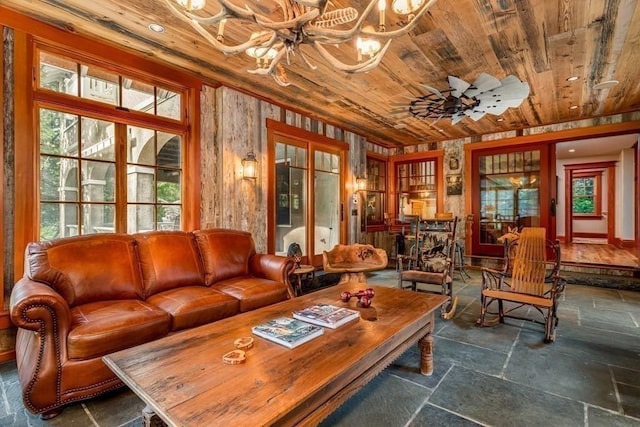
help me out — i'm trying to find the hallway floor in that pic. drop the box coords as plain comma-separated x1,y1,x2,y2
2,269,640,426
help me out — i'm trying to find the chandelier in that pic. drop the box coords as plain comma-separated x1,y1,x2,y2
163,0,438,86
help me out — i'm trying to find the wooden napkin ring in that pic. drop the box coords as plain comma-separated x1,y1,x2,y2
222,349,246,365
234,337,254,350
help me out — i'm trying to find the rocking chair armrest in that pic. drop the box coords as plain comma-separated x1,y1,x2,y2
397,254,417,272
481,267,509,290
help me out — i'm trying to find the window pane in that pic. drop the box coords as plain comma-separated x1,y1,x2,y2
156,88,181,120
158,170,181,203
158,205,180,230
127,205,155,234
83,204,115,233
40,109,78,155
122,78,155,113
128,165,155,203
82,161,115,202
81,117,115,161
80,64,119,105
39,51,78,95
128,126,156,165
41,156,78,201
157,133,181,168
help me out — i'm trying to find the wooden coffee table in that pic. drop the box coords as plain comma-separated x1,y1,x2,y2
103,284,449,426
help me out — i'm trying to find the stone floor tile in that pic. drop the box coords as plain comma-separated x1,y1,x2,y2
408,402,483,427
612,366,640,388
320,372,428,427
588,405,640,427
429,366,584,427
617,382,640,419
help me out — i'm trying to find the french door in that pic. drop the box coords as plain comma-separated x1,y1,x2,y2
471,143,556,256
268,122,347,266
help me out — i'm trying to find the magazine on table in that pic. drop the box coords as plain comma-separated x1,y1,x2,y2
251,317,323,349
292,303,360,329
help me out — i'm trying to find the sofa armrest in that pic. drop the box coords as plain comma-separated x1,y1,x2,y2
10,277,72,336
249,254,296,298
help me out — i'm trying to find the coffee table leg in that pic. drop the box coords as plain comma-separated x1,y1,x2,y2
142,405,166,427
418,312,436,375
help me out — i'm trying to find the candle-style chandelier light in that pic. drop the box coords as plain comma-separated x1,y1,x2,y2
162,0,438,86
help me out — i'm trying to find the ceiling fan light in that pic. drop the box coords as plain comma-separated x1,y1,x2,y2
391,0,423,14
175,0,206,11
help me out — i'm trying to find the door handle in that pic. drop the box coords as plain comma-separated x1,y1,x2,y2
550,198,556,216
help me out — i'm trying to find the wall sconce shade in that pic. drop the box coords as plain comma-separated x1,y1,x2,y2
242,151,258,180
356,177,367,192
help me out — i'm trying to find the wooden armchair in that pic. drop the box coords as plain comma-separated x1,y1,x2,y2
398,217,458,319
476,227,566,343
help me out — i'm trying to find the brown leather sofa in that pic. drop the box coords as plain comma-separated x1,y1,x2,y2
10,229,295,419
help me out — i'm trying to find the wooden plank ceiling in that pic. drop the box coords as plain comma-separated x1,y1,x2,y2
3,0,640,147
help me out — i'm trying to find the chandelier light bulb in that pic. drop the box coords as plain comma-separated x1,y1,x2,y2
177,0,206,11
392,0,423,14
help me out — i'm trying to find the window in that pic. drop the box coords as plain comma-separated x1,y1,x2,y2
572,172,602,216
365,156,386,226
397,159,437,219
36,47,187,239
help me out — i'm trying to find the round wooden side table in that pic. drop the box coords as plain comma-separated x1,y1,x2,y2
291,264,315,296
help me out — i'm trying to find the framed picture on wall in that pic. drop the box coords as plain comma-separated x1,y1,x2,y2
446,174,463,196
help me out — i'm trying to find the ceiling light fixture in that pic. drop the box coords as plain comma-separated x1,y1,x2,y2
593,80,619,90
148,23,166,33
569,105,578,110
162,0,437,86
566,76,579,82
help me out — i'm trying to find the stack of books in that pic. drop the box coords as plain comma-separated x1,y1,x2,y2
251,304,360,349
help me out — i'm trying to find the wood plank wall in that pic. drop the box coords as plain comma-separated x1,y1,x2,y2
202,86,370,252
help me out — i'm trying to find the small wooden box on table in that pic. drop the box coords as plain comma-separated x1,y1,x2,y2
103,285,449,426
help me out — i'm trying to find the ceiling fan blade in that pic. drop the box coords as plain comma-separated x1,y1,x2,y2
451,112,466,125
431,114,444,126
420,84,446,99
447,76,471,98
464,73,501,98
464,108,488,121
474,76,530,114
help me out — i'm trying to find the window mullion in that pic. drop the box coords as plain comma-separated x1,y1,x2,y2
115,124,128,232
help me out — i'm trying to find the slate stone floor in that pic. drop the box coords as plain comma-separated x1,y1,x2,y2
2,269,640,426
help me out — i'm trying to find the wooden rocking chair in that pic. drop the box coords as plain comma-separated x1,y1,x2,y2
476,227,566,343
398,217,459,319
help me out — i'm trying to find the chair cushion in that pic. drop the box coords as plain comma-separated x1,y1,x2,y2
420,252,448,273
146,286,240,331
68,300,170,360
213,277,289,312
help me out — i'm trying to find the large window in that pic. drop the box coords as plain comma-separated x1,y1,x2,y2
397,159,438,219
36,47,186,239
572,172,602,216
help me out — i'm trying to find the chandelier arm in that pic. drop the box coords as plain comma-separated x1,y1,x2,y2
360,0,438,39
312,40,391,73
253,9,322,31
195,20,277,54
305,0,379,41
298,48,319,70
247,49,291,86
162,0,252,24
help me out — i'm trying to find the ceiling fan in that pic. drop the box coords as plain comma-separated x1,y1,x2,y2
391,73,530,125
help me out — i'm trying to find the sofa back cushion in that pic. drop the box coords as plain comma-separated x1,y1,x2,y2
25,234,144,307
135,231,206,297
194,229,256,285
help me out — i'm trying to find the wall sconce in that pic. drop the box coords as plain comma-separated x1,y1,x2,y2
356,177,367,192
242,151,258,180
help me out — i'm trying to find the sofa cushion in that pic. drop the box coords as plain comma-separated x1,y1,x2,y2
146,286,240,331
213,277,289,312
25,234,144,307
68,300,170,360
194,229,255,285
135,231,206,298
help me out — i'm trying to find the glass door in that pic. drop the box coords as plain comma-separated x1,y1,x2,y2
271,133,345,267
472,144,554,256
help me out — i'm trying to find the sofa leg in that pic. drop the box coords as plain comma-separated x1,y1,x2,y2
40,408,63,420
